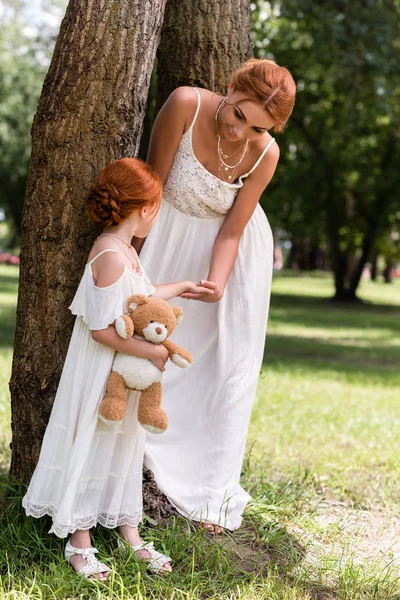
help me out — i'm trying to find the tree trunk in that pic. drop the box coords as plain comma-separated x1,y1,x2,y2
370,250,378,281
9,0,167,483
156,0,252,108
348,226,377,298
383,258,393,283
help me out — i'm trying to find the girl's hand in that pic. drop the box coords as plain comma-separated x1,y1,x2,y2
147,343,169,371
180,280,215,297
180,280,223,303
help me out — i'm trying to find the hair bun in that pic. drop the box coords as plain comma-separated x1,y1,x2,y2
87,183,122,227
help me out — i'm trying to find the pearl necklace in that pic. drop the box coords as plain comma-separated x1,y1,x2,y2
215,97,249,180
97,233,142,274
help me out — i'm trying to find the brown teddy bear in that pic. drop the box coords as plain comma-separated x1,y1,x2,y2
98,294,192,433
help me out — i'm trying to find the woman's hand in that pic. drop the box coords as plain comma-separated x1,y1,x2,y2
147,343,169,371
180,280,223,303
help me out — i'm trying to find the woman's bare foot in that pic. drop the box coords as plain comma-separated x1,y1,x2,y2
119,525,172,574
200,522,225,535
68,530,110,581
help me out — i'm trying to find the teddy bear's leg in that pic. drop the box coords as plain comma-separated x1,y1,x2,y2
138,382,167,434
98,371,127,424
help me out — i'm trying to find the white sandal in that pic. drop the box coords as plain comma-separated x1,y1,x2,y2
64,538,111,579
118,537,171,574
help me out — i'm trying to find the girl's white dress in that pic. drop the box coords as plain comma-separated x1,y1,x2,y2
140,88,275,530
22,249,155,538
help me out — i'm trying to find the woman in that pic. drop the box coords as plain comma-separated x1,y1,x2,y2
137,58,296,533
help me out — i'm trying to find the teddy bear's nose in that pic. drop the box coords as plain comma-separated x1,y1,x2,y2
156,327,163,334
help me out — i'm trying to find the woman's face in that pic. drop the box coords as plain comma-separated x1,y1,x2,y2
219,90,275,143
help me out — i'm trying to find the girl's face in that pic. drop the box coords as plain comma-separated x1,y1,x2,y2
219,90,275,143
135,202,160,238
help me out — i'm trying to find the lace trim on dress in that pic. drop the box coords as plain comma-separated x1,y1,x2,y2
23,498,142,539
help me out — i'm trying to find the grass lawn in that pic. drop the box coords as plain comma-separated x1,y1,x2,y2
1,266,400,599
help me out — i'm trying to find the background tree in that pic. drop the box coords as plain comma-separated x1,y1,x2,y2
253,0,400,300
9,0,167,482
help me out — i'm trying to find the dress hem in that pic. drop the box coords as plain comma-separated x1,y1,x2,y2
23,497,142,539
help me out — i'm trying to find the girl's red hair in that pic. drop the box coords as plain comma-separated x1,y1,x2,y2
86,158,162,228
230,58,296,132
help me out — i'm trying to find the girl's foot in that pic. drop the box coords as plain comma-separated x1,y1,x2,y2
200,522,225,535
66,531,111,581
119,525,172,574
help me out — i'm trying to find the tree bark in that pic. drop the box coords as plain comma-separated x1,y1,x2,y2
9,0,167,483
156,0,252,108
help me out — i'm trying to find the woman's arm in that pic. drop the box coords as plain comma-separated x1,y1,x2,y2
181,142,280,302
132,87,199,254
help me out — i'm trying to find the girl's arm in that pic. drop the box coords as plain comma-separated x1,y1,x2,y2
91,327,168,371
180,142,280,302
90,250,169,369
132,87,198,254
153,280,214,300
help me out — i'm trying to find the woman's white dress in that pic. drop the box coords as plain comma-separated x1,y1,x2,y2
140,88,275,530
22,249,155,538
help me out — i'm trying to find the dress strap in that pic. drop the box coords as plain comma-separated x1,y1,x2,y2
245,137,276,177
87,248,122,265
187,88,201,132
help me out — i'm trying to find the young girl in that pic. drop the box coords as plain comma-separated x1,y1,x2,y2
22,157,213,580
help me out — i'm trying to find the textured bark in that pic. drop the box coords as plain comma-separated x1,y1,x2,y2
156,0,252,108
9,0,167,482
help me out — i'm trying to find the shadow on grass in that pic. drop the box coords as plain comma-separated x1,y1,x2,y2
271,292,400,327
263,334,400,377
0,275,19,293
0,305,16,348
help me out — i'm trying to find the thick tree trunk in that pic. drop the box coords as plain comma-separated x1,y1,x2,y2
156,0,252,107
9,0,167,483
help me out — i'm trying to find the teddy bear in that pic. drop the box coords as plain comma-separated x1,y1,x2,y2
98,294,192,433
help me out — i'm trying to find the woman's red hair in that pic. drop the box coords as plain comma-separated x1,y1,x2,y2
230,58,296,132
86,158,162,228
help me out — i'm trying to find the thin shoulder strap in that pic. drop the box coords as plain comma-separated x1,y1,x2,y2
88,248,122,265
187,88,201,131
246,137,276,177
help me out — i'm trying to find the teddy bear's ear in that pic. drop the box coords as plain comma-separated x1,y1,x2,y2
127,294,149,311
173,306,184,324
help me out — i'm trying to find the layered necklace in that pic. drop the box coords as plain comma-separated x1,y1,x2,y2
96,232,142,274
215,97,249,183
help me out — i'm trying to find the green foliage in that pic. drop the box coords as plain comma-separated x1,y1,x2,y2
252,1,400,297
0,0,63,243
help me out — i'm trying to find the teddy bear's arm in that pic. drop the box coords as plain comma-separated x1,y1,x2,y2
163,340,192,369
114,314,134,339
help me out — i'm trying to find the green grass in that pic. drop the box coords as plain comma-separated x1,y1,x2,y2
1,266,400,599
